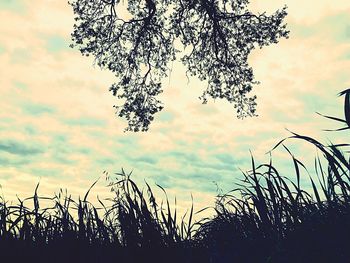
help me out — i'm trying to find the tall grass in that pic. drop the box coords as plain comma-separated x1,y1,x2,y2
1,91,350,262
0,171,201,262
195,90,350,262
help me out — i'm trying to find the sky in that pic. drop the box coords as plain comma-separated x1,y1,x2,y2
0,0,350,214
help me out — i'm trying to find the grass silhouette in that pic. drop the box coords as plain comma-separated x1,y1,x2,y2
1,91,350,262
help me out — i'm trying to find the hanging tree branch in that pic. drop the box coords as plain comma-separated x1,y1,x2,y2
70,0,289,132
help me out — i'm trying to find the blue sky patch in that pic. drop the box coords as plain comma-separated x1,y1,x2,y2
30,167,60,178
0,0,25,13
46,36,69,53
14,81,27,90
158,111,175,122
96,157,116,166
64,117,106,127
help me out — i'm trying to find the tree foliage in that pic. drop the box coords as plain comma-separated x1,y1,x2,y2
70,0,289,132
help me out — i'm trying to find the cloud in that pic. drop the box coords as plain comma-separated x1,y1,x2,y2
0,155,31,167
24,125,38,135
10,48,31,64
51,153,77,165
118,136,139,147
166,151,200,163
47,133,93,165
252,0,350,25
290,11,350,43
0,139,44,156
130,156,158,165
215,153,235,164
22,102,56,116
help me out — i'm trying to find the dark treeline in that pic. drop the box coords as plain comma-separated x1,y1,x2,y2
1,91,350,262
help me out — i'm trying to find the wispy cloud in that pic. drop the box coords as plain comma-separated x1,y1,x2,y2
63,117,106,127
22,102,56,116
0,155,31,167
0,139,44,156
130,156,158,165
10,48,31,64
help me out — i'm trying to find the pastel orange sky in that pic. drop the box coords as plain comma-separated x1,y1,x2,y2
0,0,350,213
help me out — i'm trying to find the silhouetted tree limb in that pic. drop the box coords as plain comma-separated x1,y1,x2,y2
70,0,289,132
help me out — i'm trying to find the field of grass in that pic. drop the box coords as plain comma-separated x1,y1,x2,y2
1,91,350,262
